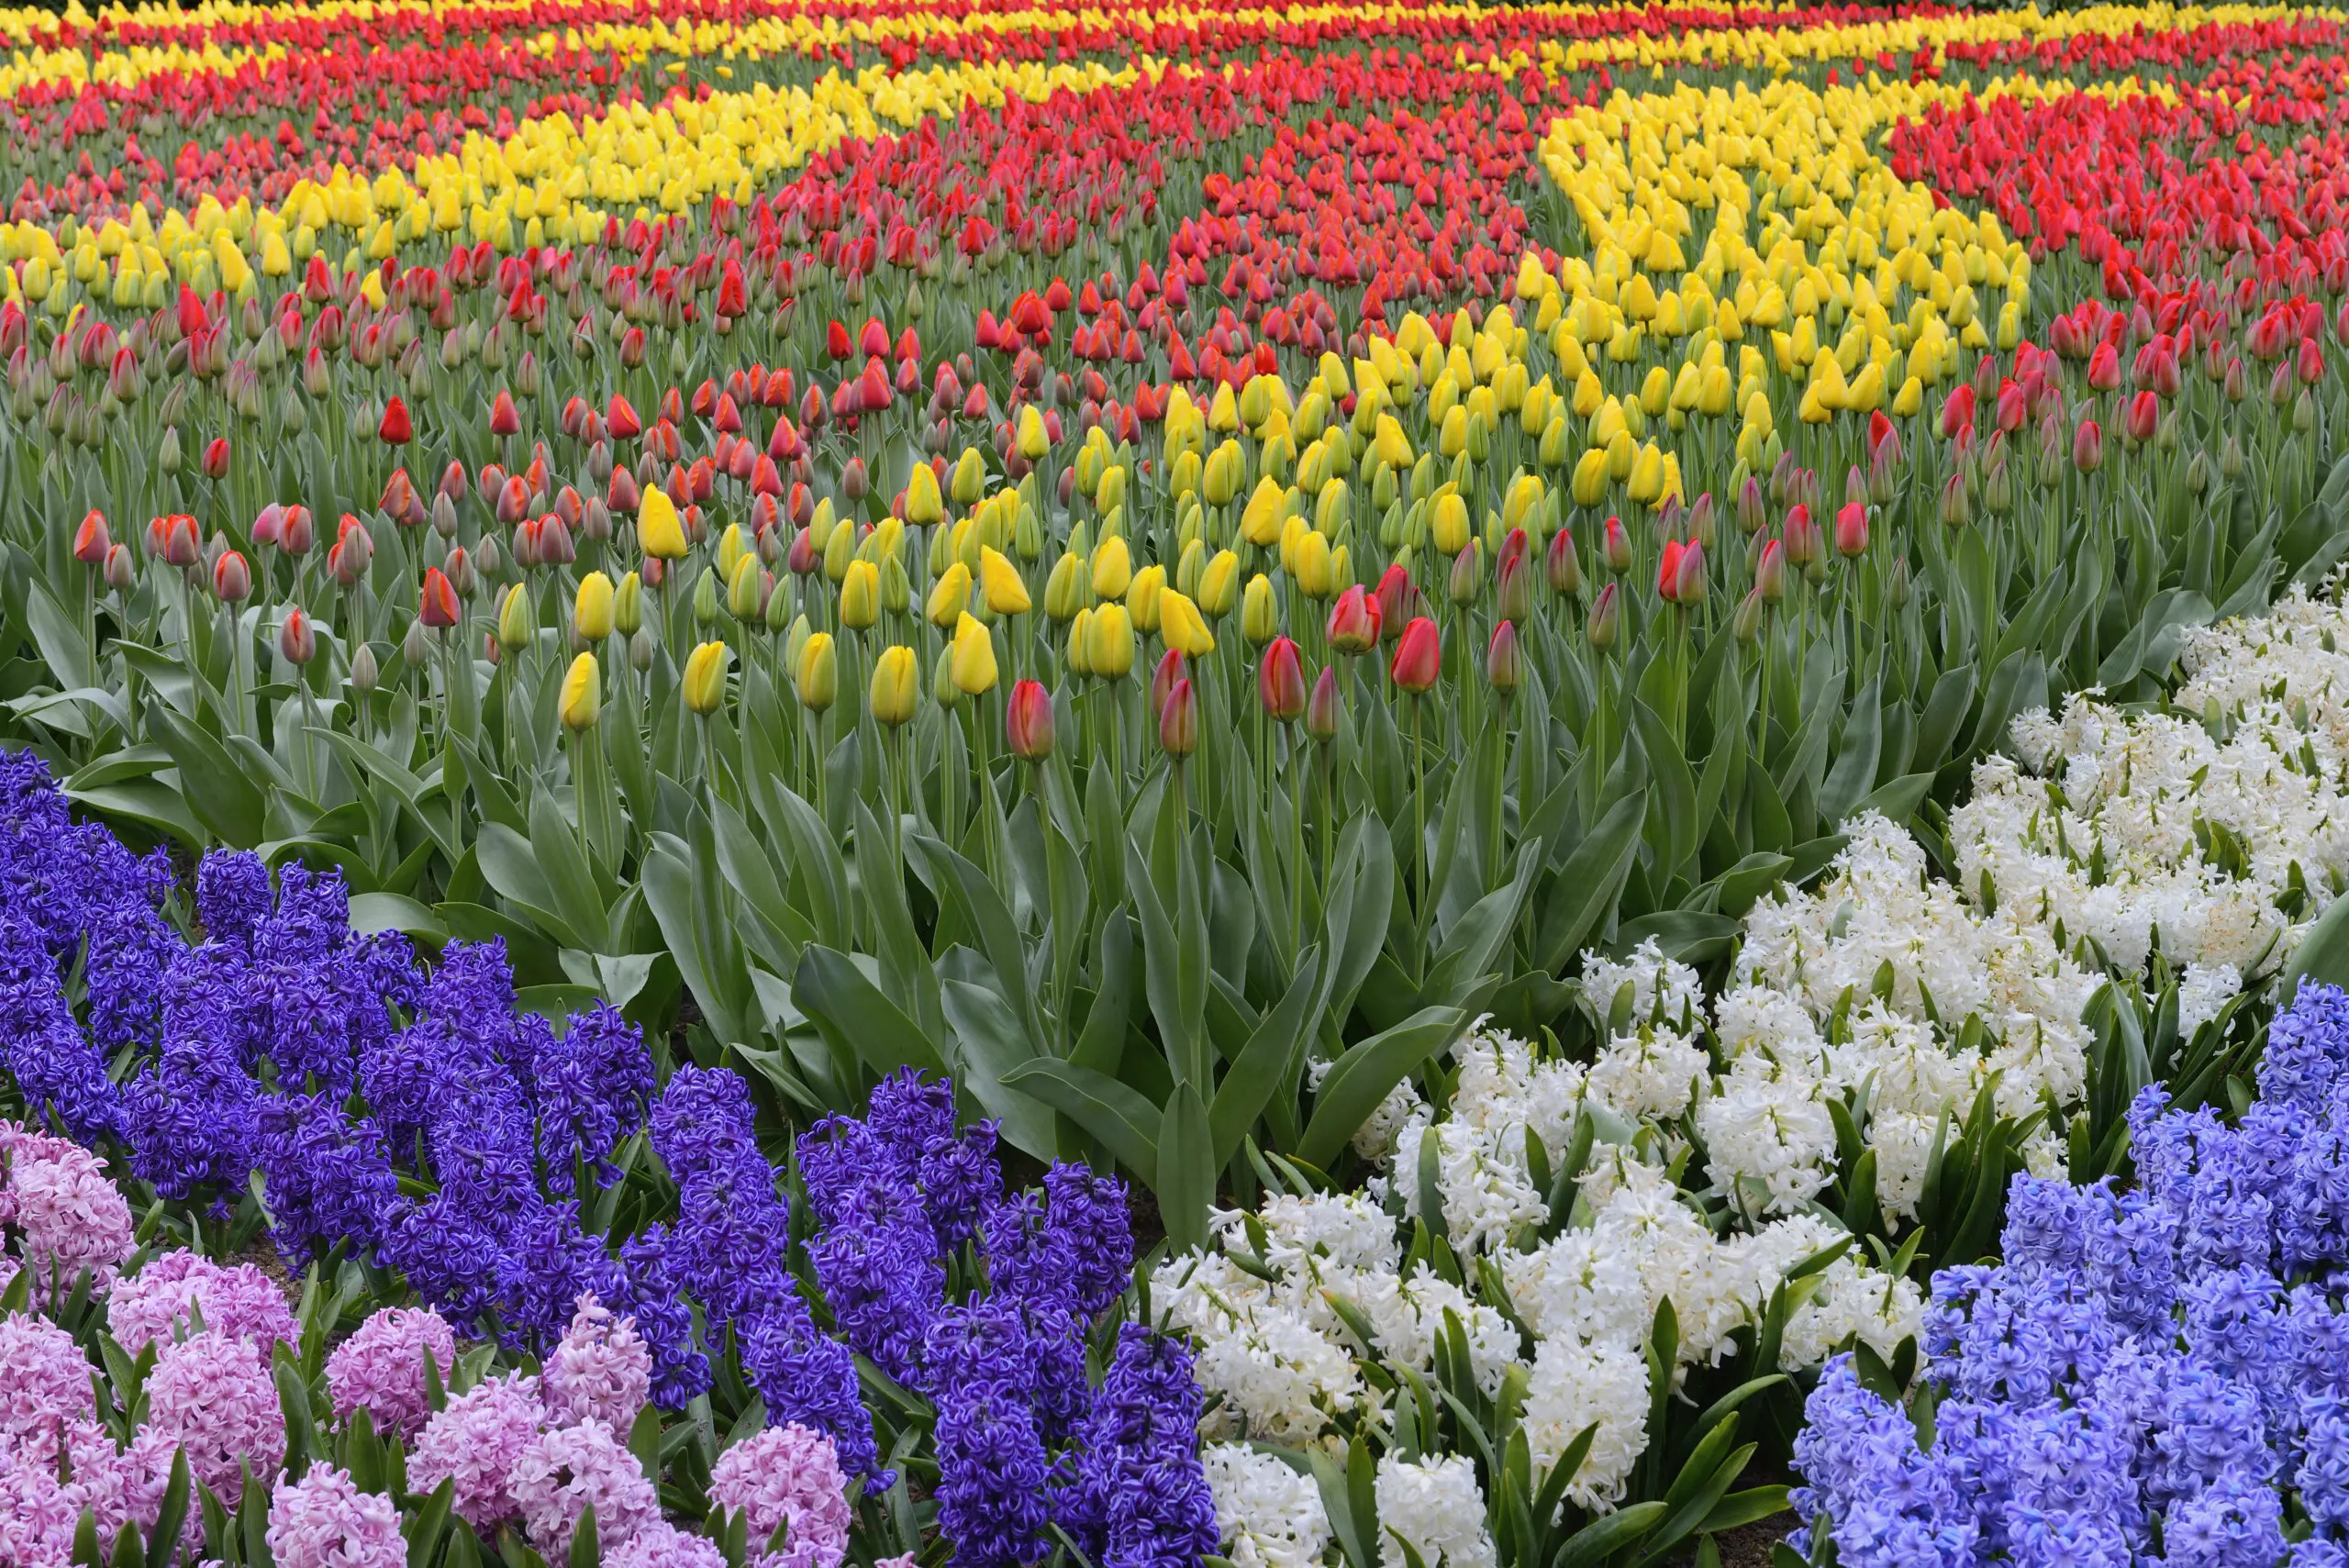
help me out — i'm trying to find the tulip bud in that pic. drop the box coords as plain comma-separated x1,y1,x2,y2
74,510,110,565
1306,665,1341,744
950,613,998,695
1602,515,1632,574
1088,603,1135,680
980,547,1030,615
840,559,880,630
1736,474,1766,536
1390,617,1440,693
1259,636,1308,722
2073,418,2105,474
379,396,412,445
1782,505,1820,566
213,550,251,603
870,645,918,727
1447,539,1482,606
1198,550,1241,616
1754,538,1787,602
1833,504,1868,559
419,567,460,628
278,607,317,666
351,642,379,694
1327,584,1380,654
1150,648,1186,724
1547,527,1581,595
1497,553,1533,625
1940,471,1973,528
1486,620,1522,694
1006,678,1054,762
683,639,729,715
560,651,601,730
1672,539,1707,603
1586,581,1620,651
1241,573,1278,646
104,542,134,592
1157,676,1198,759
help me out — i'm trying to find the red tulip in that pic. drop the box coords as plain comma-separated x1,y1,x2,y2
1546,527,1580,595
1007,678,1054,762
2124,391,2159,444
1939,384,1976,440
1656,539,1685,602
1602,515,1632,573
2299,336,2325,387
201,438,231,479
379,396,412,445
73,510,109,565
1306,665,1342,742
1833,505,1868,559
2072,418,2105,473
279,607,317,666
212,550,251,603
1259,637,1307,722
161,513,202,569
103,543,134,593
827,319,852,361
2086,341,2121,391
607,395,642,440
1674,539,1708,603
1390,617,1440,693
419,567,460,628
1150,648,1187,723
1754,538,1787,601
1158,677,1198,759
1782,504,1820,566
1372,563,1414,638
1486,620,1522,694
1327,584,1381,654
489,388,520,437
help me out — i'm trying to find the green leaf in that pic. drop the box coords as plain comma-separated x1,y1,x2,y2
1127,830,1212,1089
147,704,266,846
568,1506,599,1568
763,778,849,951
1156,1081,1215,1255
346,893,446,946
912,834,1039,1047
65,781,206,850
792,945,946,1080
147,1447,190,1568
1534,789,1648,972
941,978,1058,1162
528,789,610,953
1423,845,1542,1010
2283,885,2349,1007
999,1058,1161,1177
1552,1502,1666,1568
1817,675,1882,826
1299,1006,1469,1168
1209,947,1325,1167
1631,701,1698,881
476,822,584,949
1851,771,1934,828
406,1478,458,1568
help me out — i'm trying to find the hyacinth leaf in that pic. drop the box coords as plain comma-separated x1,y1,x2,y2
1633,1440,1757,1568
108,1518,145,1568
999,1057,1160,1178
239,1464,271,1568
567,1506,598,1568
69,1505,103,1568
2283,888,2349,1007
405,1478,458,1568
146,1448,190,1568
1297,1006,1470,1168
1550,1501,1666,1568
343,1407,385,1495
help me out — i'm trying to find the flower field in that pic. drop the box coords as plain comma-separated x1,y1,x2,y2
4,0,2349,1563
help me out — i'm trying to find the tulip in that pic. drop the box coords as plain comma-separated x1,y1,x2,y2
201,439,231,480
640,486,687,561
1088,604,1135,680
1306,666,1342,744
379,396,412,445
278,607,317,666
1390,617,1440,693
1673,539,1708,604
1782,505,1820,566
559,652,601,730
1486,621,1522,695
104,544,134,593
2073,418,2105,474
1497,553,1533,625
575,573,616,640
1587,582,1620,651
496,584,533,652
489,388,520,438
928,562,973,628
419,567,460,629
871,646,918,727
1833,505,1869,559
73,511,109,565
1547,527,1581,595
1006,679,1055,762
1241,574,1278,646
1657,540,1685,603
1161,591,1215,658
206,549,249,603
906,462,943,527
840,560,880,630
1732,586,1766,643
682,640,729,715
1158,677,1198,759
796,631,838,712
1260,637,1307,722
1150,648,1186,723
1754,539,1787,602
979,548,1030,615
1602,515,1632,573
1091,536,1132,601
1197,550,1241,616
951,613,998,695
2123,390,2159,445
1374,563,1416,637
1327,584,1380,654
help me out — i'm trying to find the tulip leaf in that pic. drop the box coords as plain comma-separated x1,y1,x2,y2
855,799,946,1048
1911,662,1977,773
2282,884,2349,1008
998,1057,1160,1178
1072,913,1138,1077
1321,823,1393,1035
911,833,1038,1048
1967,651,2044,760
65,781,206,851
348,893,445,947
793,944,945,1082
708,794,803,977
1424,844,1542,1010
1126,835,1210,1092
22,578,96,693
1710,853,1793,918
1156,1081,1215,1255
1299,1006,1469,1169
641,831,755,1047
1817,675,1882,827
1209,945,1324,1168
763,779,849,952
528,789,611,955
1534,789,1647,973
477,822,585,951
145,703,266,847
1851,771,1935,828
1610,910,1738,966
940,977,1057,1162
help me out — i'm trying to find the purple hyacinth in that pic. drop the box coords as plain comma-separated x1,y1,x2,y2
933,1383,1051,1568
1056,1326,1217,1568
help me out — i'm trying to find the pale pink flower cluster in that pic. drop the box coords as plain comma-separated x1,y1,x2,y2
327,1305,458,1439
266,1465,406,1568
407,1373,544,1530
511,1416,662,1558
542,1293,652,1434
0,1122,134,1301
708,1424,853,1568
143,1329,288,1497
0,1312,190,1566
108,1250,298,1362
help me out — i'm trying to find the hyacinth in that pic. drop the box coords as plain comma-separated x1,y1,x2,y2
0,1122,135,1298
610,1522,731,1568
107,1250,300,1361
934,1383,1052,1568
511,1417,662,1560
266,1465,407,1568
529,1001,656,1193
1057,1326,1219,1568
1791,980,2349,1566
707,1424,853,1568
408,1373,545,1530
253,1091,401,1259
543,1293,653,1433
327,1306,459,1440
0,1311,97,1450
143,1329,289,1498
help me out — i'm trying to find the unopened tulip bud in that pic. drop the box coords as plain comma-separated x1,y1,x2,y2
1241,573,1278,646
1447,539,1483,606
1486,620,1522,694
403,618,432,668
1150,648,1186,723
213,550,251,602
950,613,998,695
351,642,379,694
283,506,316,556
1782,505,1820,566
1602,515,1632,574
1833,505,1868,560
1673,539,1708,603
419,567,460,628
1547,527,1581,595
104,542,134,592
1327,584,1380,654
1587,581,1620,651
1007,678,1054,761
1755,538,1787,602
379,396,413,445
1158,676,1198,759
683,640,729,715
279,607,317,665
1260,637,1307,722
74,510,110,565
1732,585,1765,643
1306,665,1341,744
979,547,1030,615
1736,474,1766,536
1940,471,1973,528
1089,603,1135,680
1497,553,1533,624
692,564,722,628
639,486,687,561
870,645,918,727
2073,418,2105,474
1390,617,1440,693
560,652,601,730
1888,554,1911,608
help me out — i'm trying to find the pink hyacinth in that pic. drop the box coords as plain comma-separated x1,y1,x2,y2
608,1521,729,1568
408,1374,544,1530
51,1422,180,1551
0,1124,134,1299
108,1251,298,1362
0,1443,82,1568
707,1425,852,1568
327,1306,458,1440
144,1329,287,1498
0,1311,96,1450
266,1464,406,1568
511,1418,660,1559
543,1294,651,1435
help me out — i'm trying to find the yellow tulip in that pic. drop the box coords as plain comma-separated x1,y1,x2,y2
558,652,600,731
841,559,879,630
950,613,998,695
1241,573,1278,646
495,584,532,653
1197,550,1241,617
1091,536,1131,601
979,547,1030,615
574,571,616,640
1160,590,1214,659
682,639,729,715
870,645,918,726
1043,550,1085,621
1129,564,1167,634
795,631,838,712
1088,603,1135,680
927,561,972,628
639,484,687,561
906,462,943,527
1240,477,1288,548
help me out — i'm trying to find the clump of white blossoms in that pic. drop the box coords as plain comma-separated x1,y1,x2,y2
1157,1017,1920,1560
